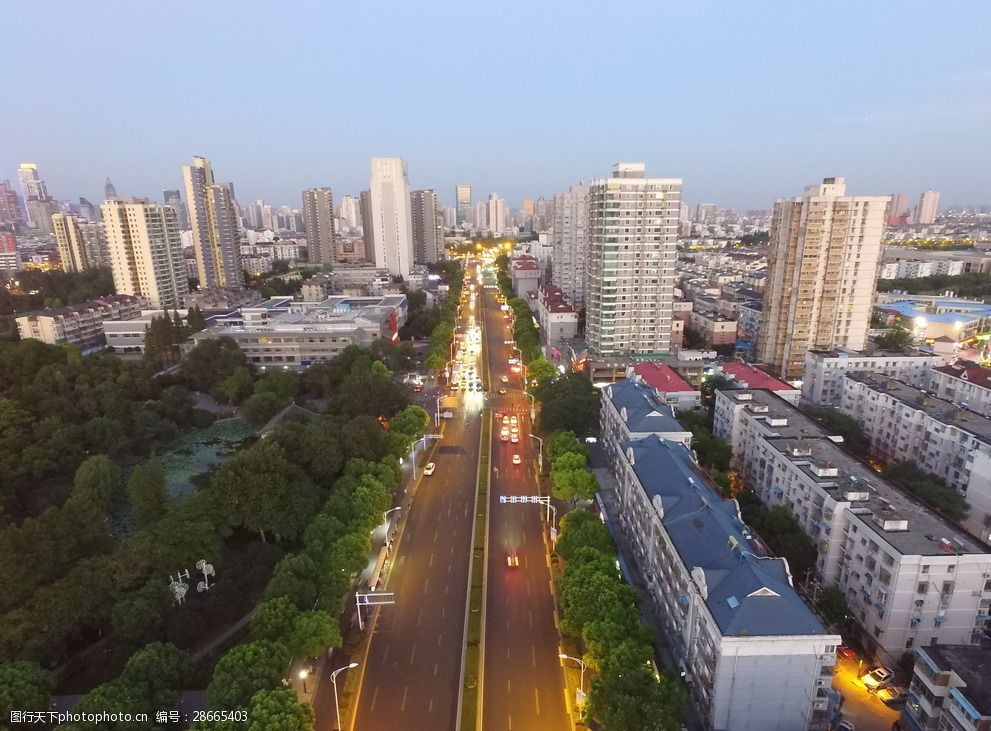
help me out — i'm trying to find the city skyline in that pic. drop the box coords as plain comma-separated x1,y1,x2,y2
4,3,990,210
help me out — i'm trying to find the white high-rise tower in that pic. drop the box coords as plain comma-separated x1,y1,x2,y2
369,157,414,279
182,156,243,289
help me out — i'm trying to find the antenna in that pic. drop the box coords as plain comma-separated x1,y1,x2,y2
195,559,216,593
169,570,190,605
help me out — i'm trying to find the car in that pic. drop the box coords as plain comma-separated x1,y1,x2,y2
412,385,422,392
861,666,894,690
498,388,507,395
832,721,855,731
510,415,518,425
836,646,856,660
450,384,460,391
511,434,519,443
876,686,909,708
501,427,510,437
510,425,519,434
502,415,510,425
424,463,436,476
500,375,509,383
512,454,522,465
505,551,520,568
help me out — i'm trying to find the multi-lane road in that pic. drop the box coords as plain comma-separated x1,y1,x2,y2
347,261,569,731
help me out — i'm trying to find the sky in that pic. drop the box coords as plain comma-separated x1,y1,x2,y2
4,1,990,211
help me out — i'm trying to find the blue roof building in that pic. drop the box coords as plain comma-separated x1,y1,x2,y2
609,433,840,730
600,379,693,464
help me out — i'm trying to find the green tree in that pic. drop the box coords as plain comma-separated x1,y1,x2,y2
128,454,168,526
884,461,969,522
207,641,291,710
210,440,320,541
246,688,314,731
0,661,56,715
187,304,207,333
805,407,869,457
874,326,914,351
241,391,290,427
546,430,589,463
254,370,299,402
816,586,851,629
251,597,301,643
535,371,600,436
527,356,558,386
556,510,615,563
180,337,248,392
222,366,256,405
265,554,321,609
289,610,341,657
559,555,637,637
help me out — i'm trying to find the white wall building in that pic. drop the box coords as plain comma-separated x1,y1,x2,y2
369,157,414,279
600,379,693,461
609,433,840,731
586,163,681,358
929,362,991,419
713,388,991,665
550,182,589,306
801,349,942,407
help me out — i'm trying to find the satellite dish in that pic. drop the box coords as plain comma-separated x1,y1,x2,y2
197,581,210,593
196,559,215,577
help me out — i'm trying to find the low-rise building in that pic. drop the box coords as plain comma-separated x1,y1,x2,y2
600,379,693,462
714,388,991,664
840,371,991,543
188,295,407,370
510,255,540,300
628,361,702,412
16,295,144,351
718,361,801,405
736,300,763,347
802,348,942,407
688,309,737,348
929,361,991,419
901,645,991,731
535,283,578,347
609,433,840,731
301,273,333,302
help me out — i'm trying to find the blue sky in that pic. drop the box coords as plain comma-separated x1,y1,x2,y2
4,1,989,210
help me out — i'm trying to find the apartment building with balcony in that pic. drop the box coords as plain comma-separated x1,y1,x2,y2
16,295,144,351
713,388,991,665
601,379,693,462
802,348,942,407
839,372,991,544
535,283,578,347
718,361,801,405
900,645,991,731
610,434,840,731
929,361,991,419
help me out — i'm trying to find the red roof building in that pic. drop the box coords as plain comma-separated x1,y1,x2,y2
629,362,702,412
719,361,801,404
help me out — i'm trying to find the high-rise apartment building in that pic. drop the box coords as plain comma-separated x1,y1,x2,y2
887,193,911,225
0,181,24,228
162,189,189,229
695,202,717,223
456,184,471,225
411,189,443,264
585,163,681,358
473,202,487,230
369,158,414,279
486,193,507,235
52,213,109,272
756,177,887,380
359,190,375,262
101,199,189,309
302,188,336,266
551,182,589,306
915,189,940,225
18,163,56,234
533,196,550,231
182,156,243,289
339,195,361,231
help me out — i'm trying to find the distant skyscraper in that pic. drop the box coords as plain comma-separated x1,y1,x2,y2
695,203,717,223
105,177,118,200
52,213,109,272
369,158,414,278
339,195,362,231
183,156,243,289
360,190,375,262
162,189,189,229
756,177,887,380
522,198,535,219
551,182,589,306
586,163,681,358
444,206,457,228
533,197,550,231
915,189,940,225
473,201,487,230
411,189,443,264
456,185,472,225
101,199,189,308
487,194,507,235
0,181,25,228
18,163,56,234
303,188,336,266
887,193,911,225
77,198,98,221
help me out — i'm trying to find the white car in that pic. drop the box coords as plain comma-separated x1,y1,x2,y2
500,375,509,383
510,415,518,425
861,666,893,690
512,454,522,465
424,463,436,476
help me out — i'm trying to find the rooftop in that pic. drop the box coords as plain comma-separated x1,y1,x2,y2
876,299,991,324
621,434,830,637
933,360,991,391
845,371,991,443
920,645,991,716
606,379,692,435
631,362,697,393
808,347,937,360
723,388,990,557
719,362,796,392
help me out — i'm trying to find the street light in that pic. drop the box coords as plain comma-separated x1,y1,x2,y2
523,390,536,422
559,653,586,692
298,668,309,693
331,662,359,730
383,506,402,528
434,394,444,426
529,433,544,473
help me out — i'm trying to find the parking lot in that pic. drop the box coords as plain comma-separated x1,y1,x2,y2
831,655,902,731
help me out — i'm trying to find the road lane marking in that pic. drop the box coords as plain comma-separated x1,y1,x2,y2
441,607,445,619
428,697,433,713
529,611,534,629
549,579,554,595
423,578,430,594
382,644,390,664
448,563,452,574
507,647,511,659
434,663,439,676
508,716,512,730
532,645,536,668
370,685,379,711
400,686,408,711
438,633,443,645
417,609,423,627
526,580,531,596
433,529,438,543
534,688,540,715
507,679,511,693
409,644,417,665
445,583,449,594
429,552,434,567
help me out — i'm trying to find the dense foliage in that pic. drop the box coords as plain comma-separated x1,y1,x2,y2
804,406,870,457
884,461,969,522
0,267,116,315
876,272,991,299
736,493,818,580
534,371,600,437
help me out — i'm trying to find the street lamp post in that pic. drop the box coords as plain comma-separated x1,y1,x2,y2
383,506,401,529
434,394,444,426
331,662,359,730
529,433,544,473
558,652,586,692
298,668,309,693
523,390,536,422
